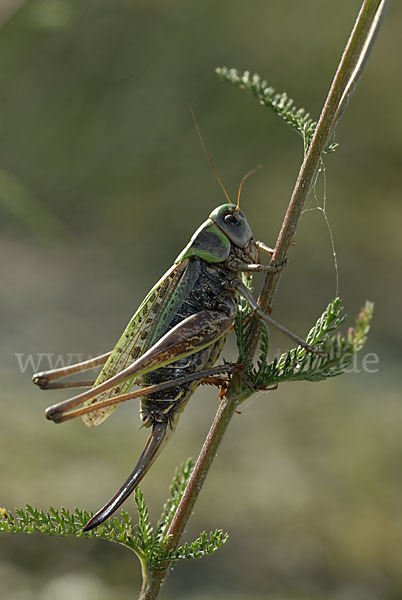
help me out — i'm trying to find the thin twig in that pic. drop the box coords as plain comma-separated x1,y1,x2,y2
334,0,389,127
246,0,387,361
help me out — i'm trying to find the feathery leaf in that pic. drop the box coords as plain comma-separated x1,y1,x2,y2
216,67,338,155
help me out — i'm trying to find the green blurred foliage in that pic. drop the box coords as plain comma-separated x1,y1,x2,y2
0,1,401,599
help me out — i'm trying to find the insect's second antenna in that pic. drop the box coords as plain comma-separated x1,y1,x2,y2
189,105,232,205
236,164,262,210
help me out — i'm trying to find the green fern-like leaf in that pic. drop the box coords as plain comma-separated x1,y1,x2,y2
234,274,254,364
216,67,338,155
1,458,229,570
249,298,373,391
0,505,142,553
348,300,374,352
134,487,153,550
155,458,194,543
150,460,228,567
164,529,229,562
253,322,271,388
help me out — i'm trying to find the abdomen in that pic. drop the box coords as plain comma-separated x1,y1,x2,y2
141,257,236,425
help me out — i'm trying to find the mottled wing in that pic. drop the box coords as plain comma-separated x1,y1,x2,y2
82,260,190,427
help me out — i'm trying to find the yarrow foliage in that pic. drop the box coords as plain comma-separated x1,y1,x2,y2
0,460,228,569
235,297,374,398
216,67,338,155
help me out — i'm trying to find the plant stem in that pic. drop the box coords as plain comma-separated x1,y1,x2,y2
139,385,241,599
137,2,387,597
247,0,388,361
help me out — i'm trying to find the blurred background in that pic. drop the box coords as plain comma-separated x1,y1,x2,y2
0,1,401,598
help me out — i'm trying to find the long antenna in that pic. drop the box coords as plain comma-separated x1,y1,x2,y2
189,105,232,205
236,164,262,210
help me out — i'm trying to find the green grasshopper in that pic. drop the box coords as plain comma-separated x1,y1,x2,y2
33,195,321,532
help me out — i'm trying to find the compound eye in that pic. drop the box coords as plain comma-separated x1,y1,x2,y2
224,213,240,226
